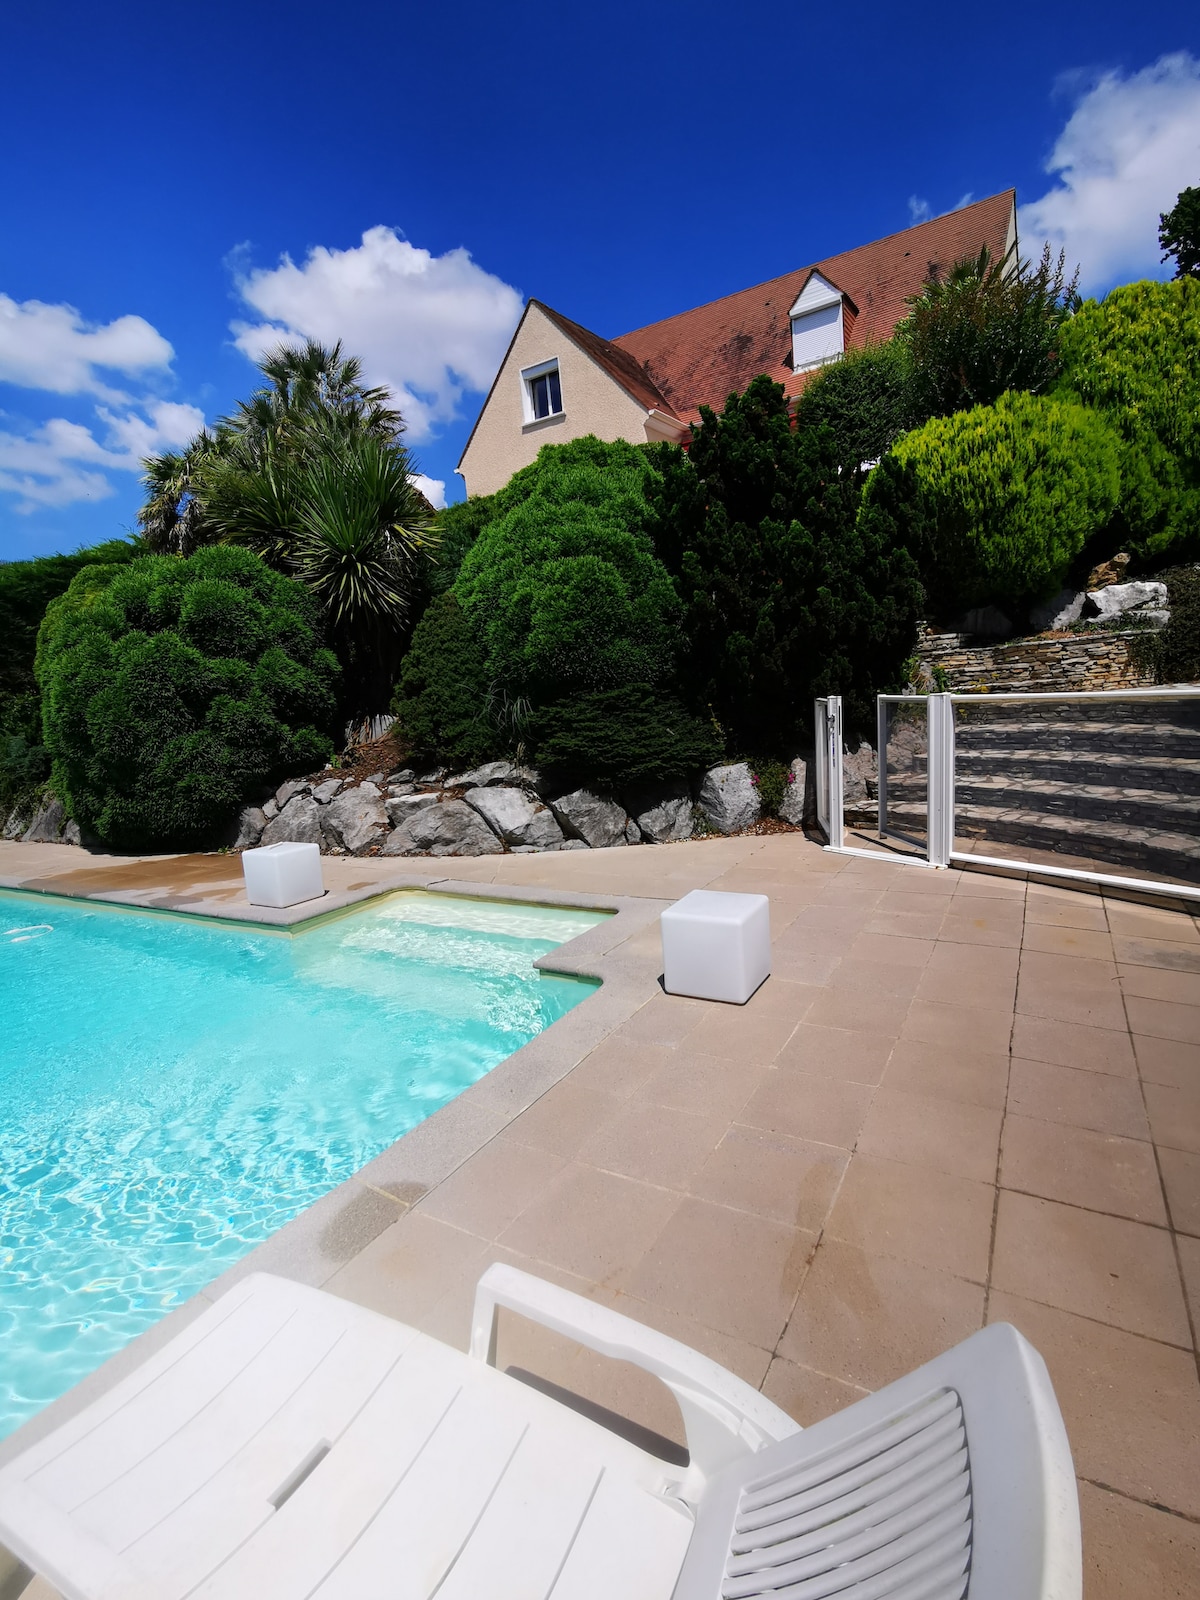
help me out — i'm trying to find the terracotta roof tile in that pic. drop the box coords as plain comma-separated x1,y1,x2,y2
611,192,1015,420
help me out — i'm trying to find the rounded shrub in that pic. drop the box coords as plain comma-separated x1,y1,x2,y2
791,340,916,468
1054,278,1200,560
455,436,681,704
531,684,722,790
37,545,339,849
891,391,1122,613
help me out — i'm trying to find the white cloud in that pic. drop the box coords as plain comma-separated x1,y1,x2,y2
908,196,931,225
1021,52,1200,290
0,294,174,401
409,473,447,510
0,401,206,513
230,226,524,440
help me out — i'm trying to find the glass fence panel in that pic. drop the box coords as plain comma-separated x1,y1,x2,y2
951,695,1200,886
878,697,929,855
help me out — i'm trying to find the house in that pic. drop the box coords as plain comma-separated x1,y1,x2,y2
456,191,1016,497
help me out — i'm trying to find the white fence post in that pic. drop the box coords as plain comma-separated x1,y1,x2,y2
876,696,889,838
926,692,955,868
814,696,844,849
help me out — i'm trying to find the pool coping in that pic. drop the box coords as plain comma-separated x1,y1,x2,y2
0,873,668,1466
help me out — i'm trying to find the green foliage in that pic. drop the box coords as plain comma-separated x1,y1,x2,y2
427,494,497,595
390,591,498,767
0,539,141,701
751,759,790,816
1160,187,1200,280
648,376,924,744
36,545,339,849
455,436,680,706
898,244,1079,419
1055,278,1200,560
532,685,721,791
1135,566,1200,685
891,391,1122,613
138,341,434,712
791,341,916,467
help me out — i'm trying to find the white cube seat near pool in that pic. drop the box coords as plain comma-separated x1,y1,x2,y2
0,1266,1082,1600
241,840,324,908
661,888,770,1004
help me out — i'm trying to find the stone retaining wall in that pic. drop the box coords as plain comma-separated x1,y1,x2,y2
914,627,1154,693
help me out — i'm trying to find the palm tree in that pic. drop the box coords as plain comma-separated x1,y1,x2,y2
136,342,436,711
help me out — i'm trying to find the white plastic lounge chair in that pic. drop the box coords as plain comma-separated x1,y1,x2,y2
0,1265,1081,1600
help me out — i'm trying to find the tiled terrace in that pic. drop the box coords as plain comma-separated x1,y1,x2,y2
2,834,1198,1597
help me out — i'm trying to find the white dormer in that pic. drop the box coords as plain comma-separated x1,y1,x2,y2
789,272,845,371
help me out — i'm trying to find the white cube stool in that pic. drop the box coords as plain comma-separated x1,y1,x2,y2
241,841,324,908
661,888,770,1004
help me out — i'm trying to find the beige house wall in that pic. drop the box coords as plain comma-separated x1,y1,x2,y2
457,303,654,497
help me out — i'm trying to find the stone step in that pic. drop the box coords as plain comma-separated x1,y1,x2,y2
952,751,1200,797
951,774,1200,831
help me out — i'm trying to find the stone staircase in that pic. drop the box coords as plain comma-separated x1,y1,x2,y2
880,699,1200,882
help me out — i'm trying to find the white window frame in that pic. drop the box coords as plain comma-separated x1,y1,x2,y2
520,357,564,425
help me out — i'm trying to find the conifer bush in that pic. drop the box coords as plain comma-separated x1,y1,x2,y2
891,391,1123,613
391,591,496,767
37,545,339,849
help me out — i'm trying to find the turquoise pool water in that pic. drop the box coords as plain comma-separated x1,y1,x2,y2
0,888,604,1440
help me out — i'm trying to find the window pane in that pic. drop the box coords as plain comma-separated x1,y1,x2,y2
531,374,548,418
548,368,562,414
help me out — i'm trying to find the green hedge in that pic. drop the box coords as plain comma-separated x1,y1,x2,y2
37,545,339,848
391,591,497,767
532,684,721,790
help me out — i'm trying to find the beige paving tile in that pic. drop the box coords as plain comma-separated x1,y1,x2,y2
778,1237,984,1389
1113,933,1200,972
1126,995,1200,1046
988,1291,1200,1521
1007,1058,1150,1140
592,1285,774,1390
991,1192,1190,1345
1104,903,1200,943
739,1069,874,1149
825,1154,994,1281
914,941,1019,1009
417,1140,567,1238
761,1357,870,1426
502,1073,623,1159
738,977,823,1019
864,908,947,941
874,889,955,918
325,1211,491,1325
882,1038,1010,1108
776,1023,895,1084
1016,973,1128,1032
1021,921,1115,961
1024,889,1110,932
937,909,1024,949
804,984,912,1038
1020,949,1119,988
901,998,1014,1059
1119,964,1200,1006
826,957,925,1000
618,993,708,1046
689,1125,847,1231
683,1002,804,1062
564,1037,675,1101
1000,1115,1166,1224
1079,1480,1200,1600
856,1087,1002,1183
1132,1033,1200,1089
1010,1013,1136,1076
1142,1080,1200,1155
637,1050,766,1121
578,1101,732,1191
497,1163,681,1285
950,892,1030,920
626,1197,815,1347
844,931,936,969
953,872,1028,898
1159,1147,1200,1237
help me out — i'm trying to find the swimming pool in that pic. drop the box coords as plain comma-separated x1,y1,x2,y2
0,888,605,1440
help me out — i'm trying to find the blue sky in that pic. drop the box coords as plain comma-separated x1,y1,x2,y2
2,0,1198,560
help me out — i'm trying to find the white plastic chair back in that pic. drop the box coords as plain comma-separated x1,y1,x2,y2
673,1322,1081,1600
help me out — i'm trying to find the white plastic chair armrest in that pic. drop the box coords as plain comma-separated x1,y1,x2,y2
469,1263,798,1500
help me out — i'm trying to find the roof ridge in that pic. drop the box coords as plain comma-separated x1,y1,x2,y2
613,190,1015,342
